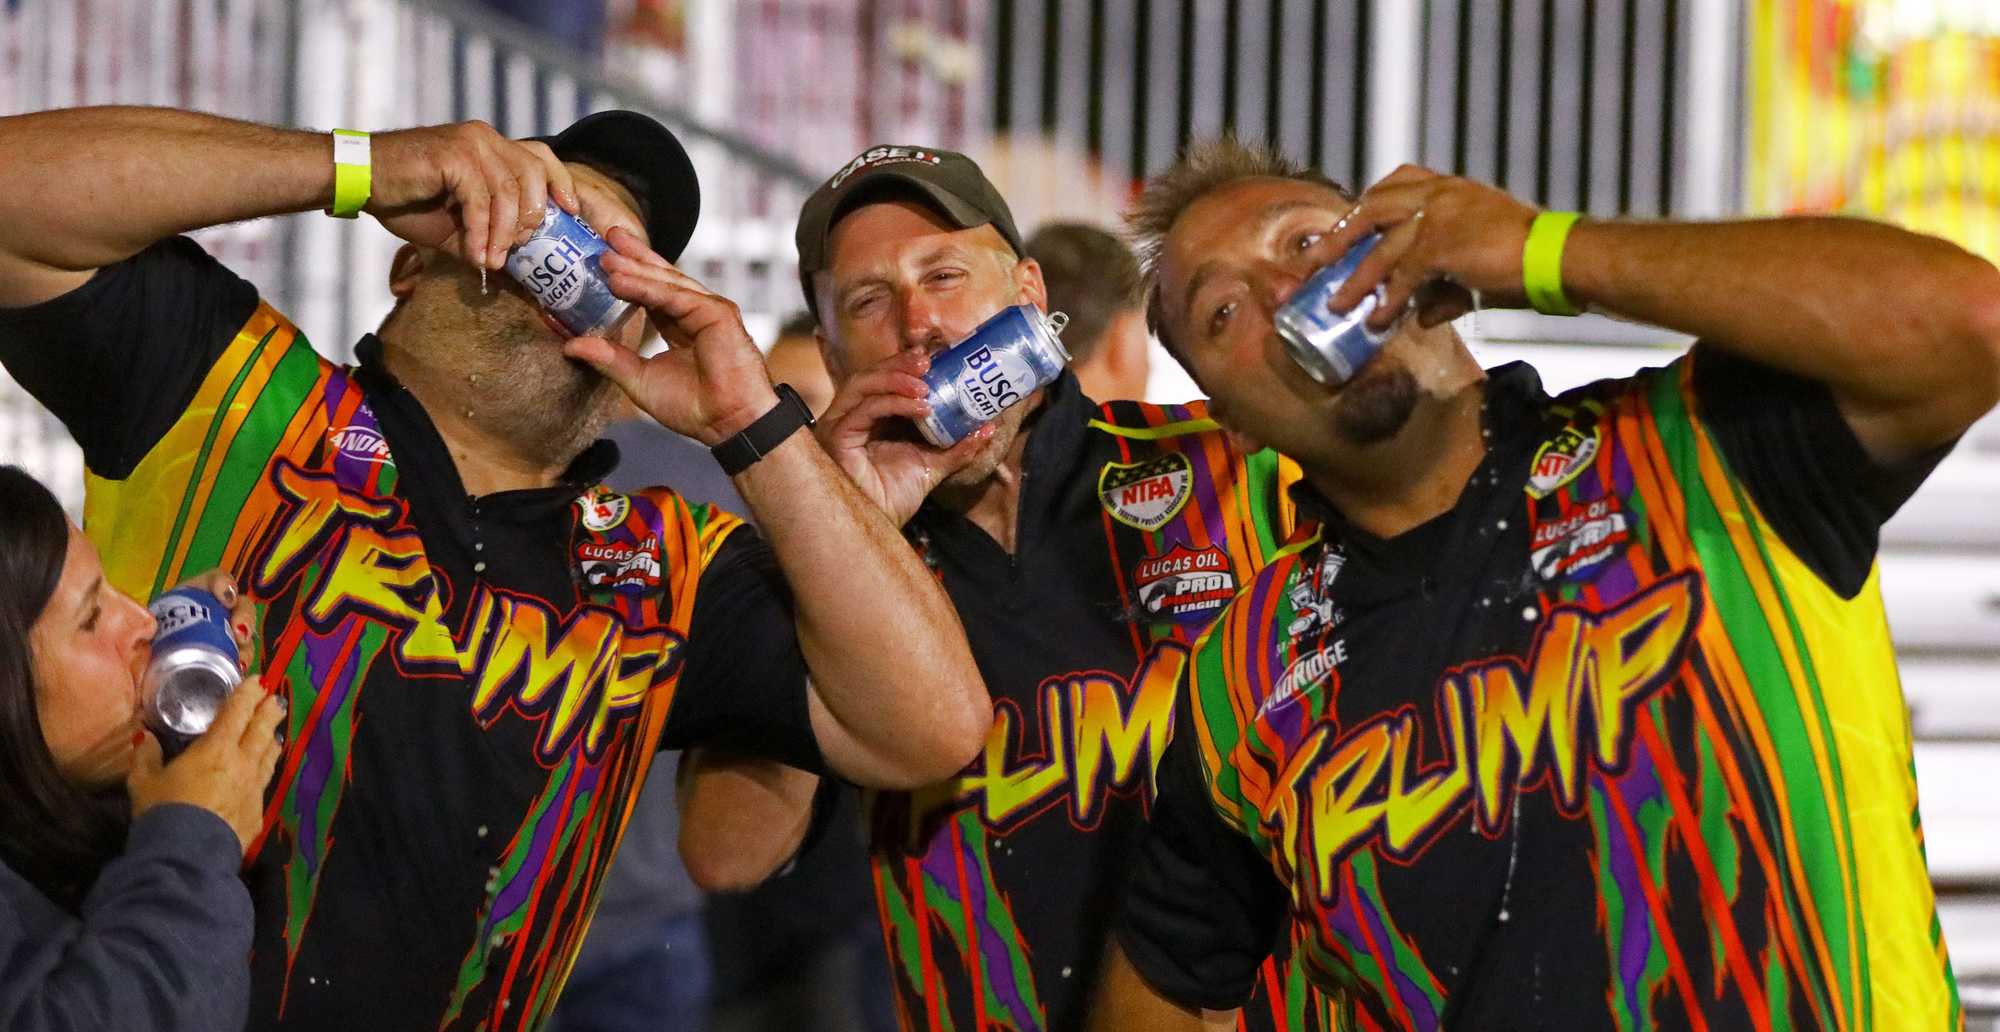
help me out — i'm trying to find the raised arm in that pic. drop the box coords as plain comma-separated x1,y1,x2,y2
565,228,991,790
0,105,578,308
1323,165,2000,465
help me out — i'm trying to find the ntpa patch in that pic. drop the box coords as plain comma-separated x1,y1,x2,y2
1526,425,1600,499
1098,453,1193,531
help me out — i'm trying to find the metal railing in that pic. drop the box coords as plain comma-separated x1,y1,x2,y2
0,0,820,512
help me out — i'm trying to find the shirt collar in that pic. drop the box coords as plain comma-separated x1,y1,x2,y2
353,334,621,517
1286,361,1548,552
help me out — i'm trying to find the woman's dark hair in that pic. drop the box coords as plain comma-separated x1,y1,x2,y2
0,466,126,909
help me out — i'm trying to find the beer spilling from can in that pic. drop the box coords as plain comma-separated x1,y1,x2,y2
503,203,636,338
1274,232,1398,386
915,305,1071,447
142,588,241,757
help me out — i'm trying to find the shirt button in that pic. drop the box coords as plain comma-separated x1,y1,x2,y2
474,542,484,551
474,561,488,574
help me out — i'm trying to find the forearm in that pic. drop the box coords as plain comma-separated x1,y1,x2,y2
676,750,820,892
733,431,990,788
1563,216,2000,452
0,806,252,1032
0,107,331,303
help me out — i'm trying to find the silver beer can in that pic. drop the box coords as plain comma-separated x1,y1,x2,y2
142,587,241,756
504,203,636,338
1273,232,1398,386
915,305,1071,447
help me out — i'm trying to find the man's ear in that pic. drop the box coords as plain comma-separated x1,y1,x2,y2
1014,256,1049,313
814,325,848,383
388,244,428,300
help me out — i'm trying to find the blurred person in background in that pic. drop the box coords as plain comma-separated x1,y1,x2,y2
0,465,283,1032
677,144,1335,1032
764,311,838,415
0,105,988,1032
1090,142,2000,1030
1025,222,1150,402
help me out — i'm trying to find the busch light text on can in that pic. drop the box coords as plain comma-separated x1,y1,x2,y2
1273,232,1399,386
142,588,241,756
915,305,1072,447
503,203,636,338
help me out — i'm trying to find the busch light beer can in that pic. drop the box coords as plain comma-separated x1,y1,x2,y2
915,305,1072,447
503,203,635,338
142,588,241,756
1273,232,1398,386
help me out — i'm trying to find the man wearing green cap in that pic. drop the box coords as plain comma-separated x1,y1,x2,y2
679,144,1331,1032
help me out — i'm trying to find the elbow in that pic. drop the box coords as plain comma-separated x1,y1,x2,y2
927,685,996,780
873,682,994,790
1962,260,2000,415
679,833,787,894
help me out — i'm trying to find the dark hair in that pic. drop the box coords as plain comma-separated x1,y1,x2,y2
1024,222,1142,364
0,467,127,910
1127,138,1350,364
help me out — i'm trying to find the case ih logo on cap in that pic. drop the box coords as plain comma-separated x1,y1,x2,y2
1133,545,1236,624
328,425,393,466
830,146,944,189
1098,453,1193,531
1526,424,1600,499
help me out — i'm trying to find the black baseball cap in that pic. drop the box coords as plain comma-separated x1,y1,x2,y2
795,145,1024,314
534,110,700,262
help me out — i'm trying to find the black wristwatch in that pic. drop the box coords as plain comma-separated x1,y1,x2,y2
711,384,816,476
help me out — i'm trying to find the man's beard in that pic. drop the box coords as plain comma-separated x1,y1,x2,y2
1330,363,1420,445
464,319,620,469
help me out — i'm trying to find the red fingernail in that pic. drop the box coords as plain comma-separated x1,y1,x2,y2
236,621,251,636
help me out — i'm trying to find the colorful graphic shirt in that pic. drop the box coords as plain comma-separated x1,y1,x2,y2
864,373,1337,1032
1116,356,1962,1031
0,238,821,1032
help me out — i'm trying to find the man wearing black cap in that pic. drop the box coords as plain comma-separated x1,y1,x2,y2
0,107,989,1032
679,145,1330,1032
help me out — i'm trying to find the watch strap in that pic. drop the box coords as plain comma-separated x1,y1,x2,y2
712,384,815,476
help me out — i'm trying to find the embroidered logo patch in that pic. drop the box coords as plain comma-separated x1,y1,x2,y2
1134,545,1237,623
578,491,631,532
1530,496,1631,582
1284,547,1346,639
1526,425,1600,499
577,537,662,591
1098,453,1193,531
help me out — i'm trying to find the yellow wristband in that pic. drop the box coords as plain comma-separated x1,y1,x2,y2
330,129,371,219
1522,210,1583,316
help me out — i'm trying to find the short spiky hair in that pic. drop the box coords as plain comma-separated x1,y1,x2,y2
1127,138,1350,358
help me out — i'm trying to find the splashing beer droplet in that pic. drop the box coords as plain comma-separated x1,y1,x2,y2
480,267,489,296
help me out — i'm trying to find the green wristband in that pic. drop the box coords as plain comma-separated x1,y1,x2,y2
330,129,371,219
1522,210,1583,316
